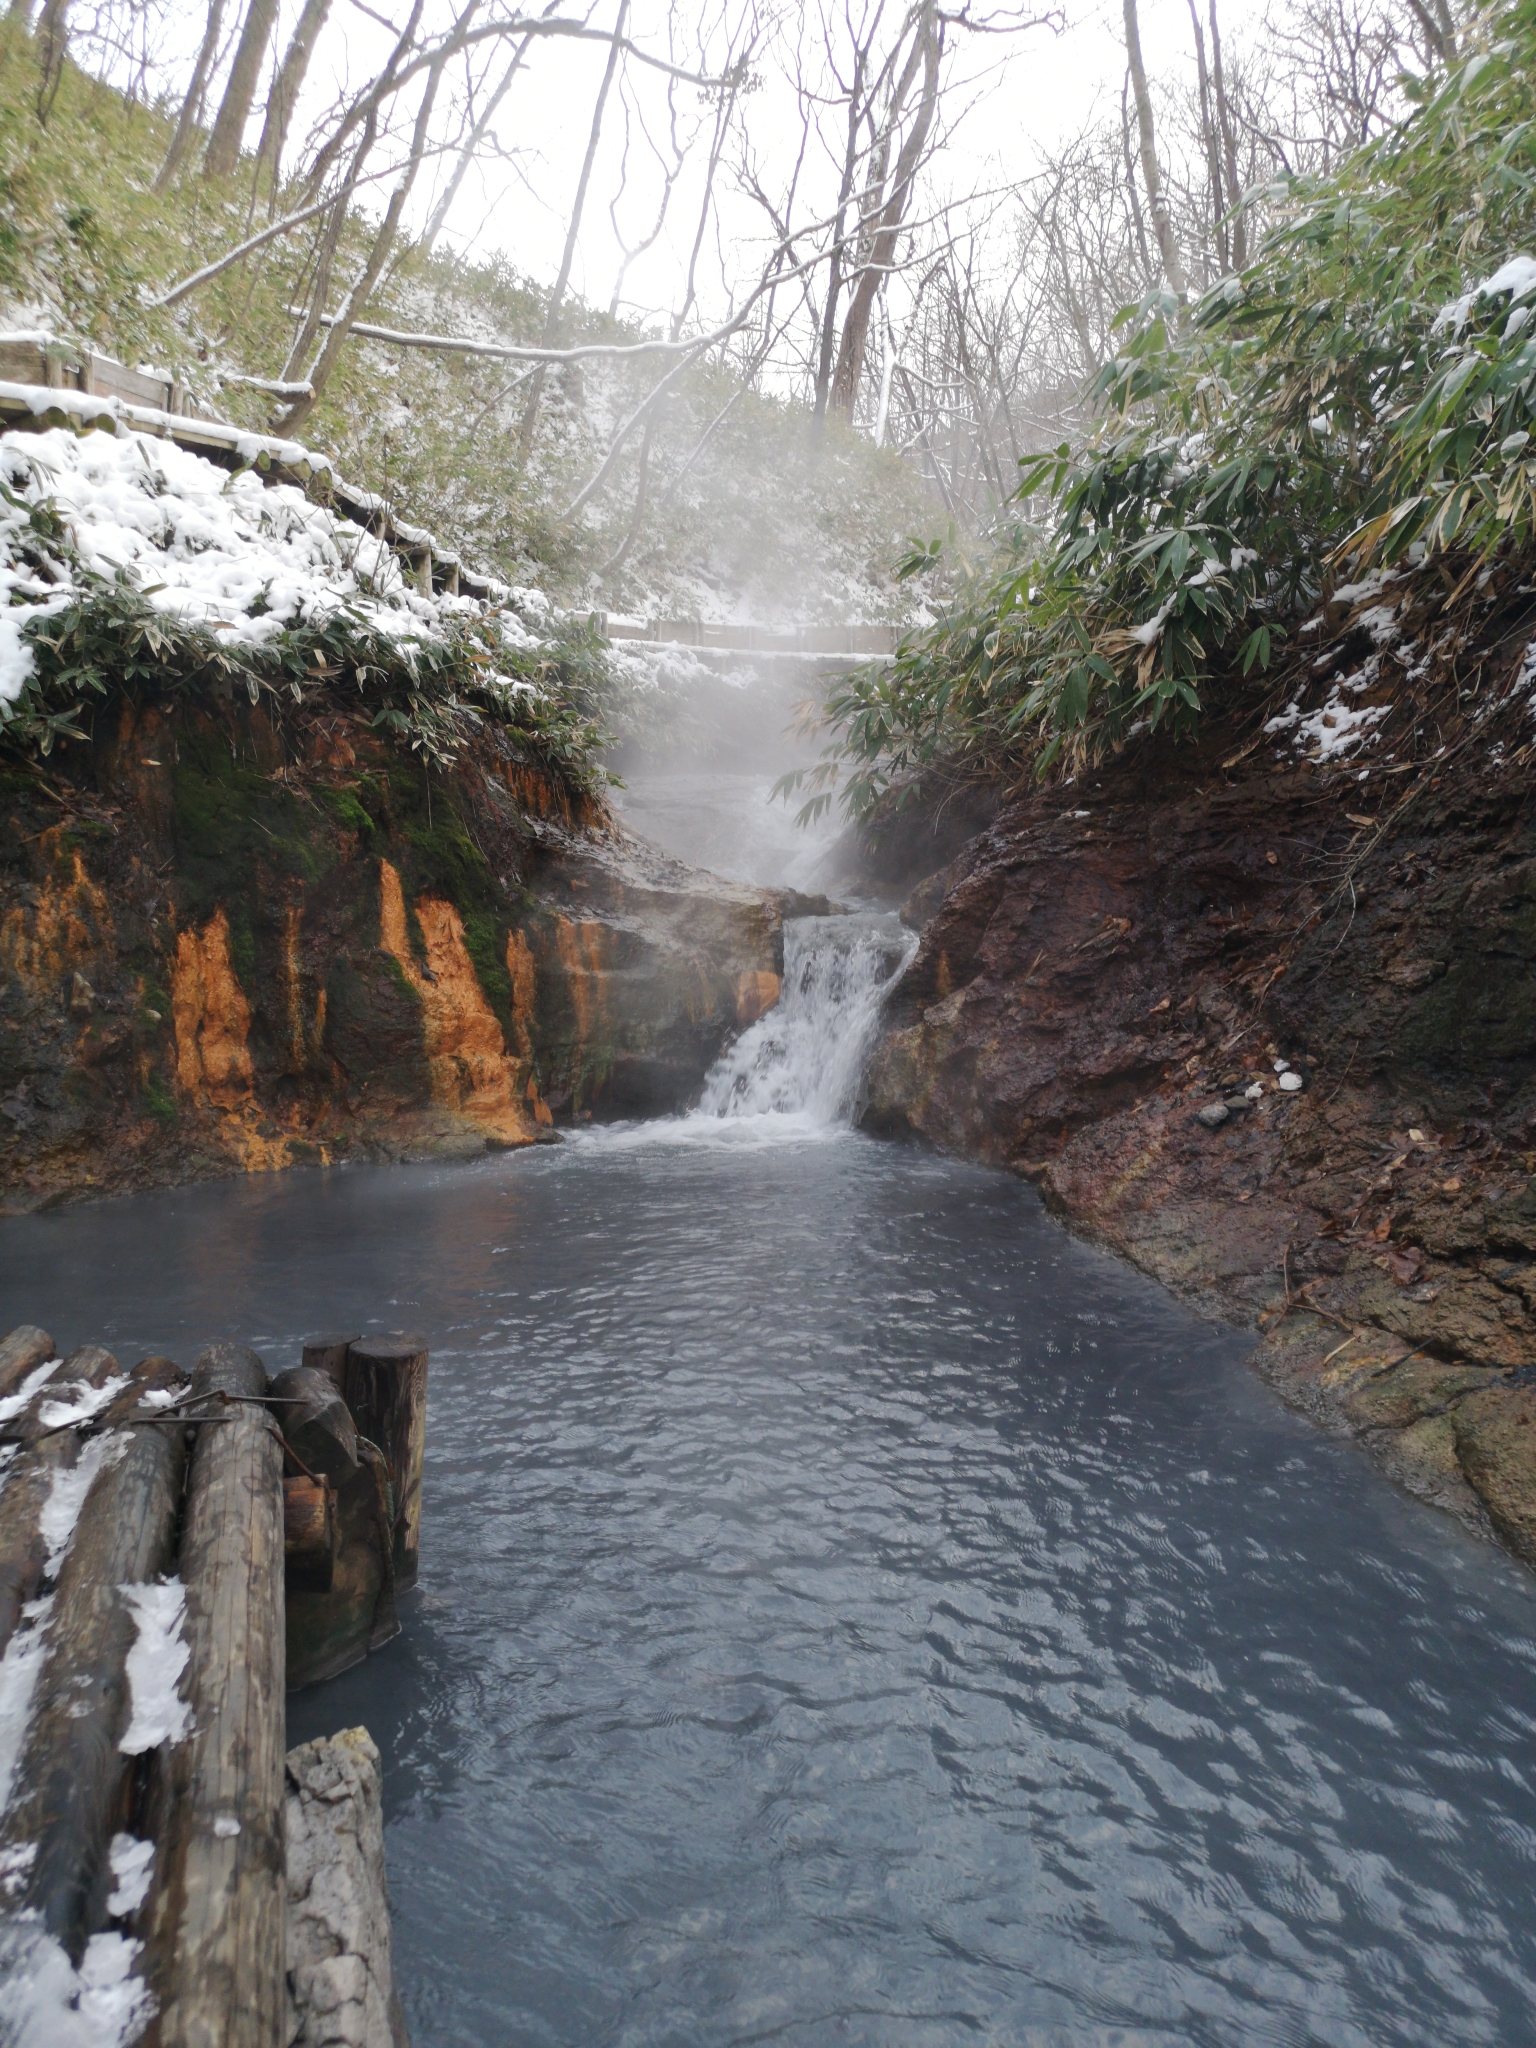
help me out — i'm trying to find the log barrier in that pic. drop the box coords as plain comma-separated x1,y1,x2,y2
0,1323,427,2043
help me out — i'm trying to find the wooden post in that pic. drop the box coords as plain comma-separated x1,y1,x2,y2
0,1346,123,1659
300,1333,358,1392
142,1343,286,2048
345,1334,428,1591
0,1357,189,1955
0,1324,55,1397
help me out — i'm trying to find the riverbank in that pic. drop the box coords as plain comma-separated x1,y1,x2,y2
862,687,1536,1570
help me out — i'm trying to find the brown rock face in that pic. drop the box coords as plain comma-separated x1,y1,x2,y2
863,725,1536,1568
0,693,795,1203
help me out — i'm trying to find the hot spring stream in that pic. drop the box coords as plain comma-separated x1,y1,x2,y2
4,914,1536,2047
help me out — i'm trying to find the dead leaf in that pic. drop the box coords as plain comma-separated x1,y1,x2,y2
1440,1177,1462,1195
1346,813,1378,828
1266,850,1278,865
1371,1213,1393,1242
1385,1245,1426,1284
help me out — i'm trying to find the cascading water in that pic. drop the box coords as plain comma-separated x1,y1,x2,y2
695,912,917,1129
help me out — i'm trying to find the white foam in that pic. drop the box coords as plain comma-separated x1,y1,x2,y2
573,913,916,1153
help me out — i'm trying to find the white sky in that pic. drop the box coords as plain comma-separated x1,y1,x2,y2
278,0,1265,334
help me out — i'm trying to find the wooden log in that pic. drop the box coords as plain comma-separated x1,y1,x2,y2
142,1343,286,2048
0,1346,123,1660
0,1324,56,1399
283,1476,337,1593
345,1334,428,1592
300,1333,358,1393
0,1357,189,1955
270,1366,359,1480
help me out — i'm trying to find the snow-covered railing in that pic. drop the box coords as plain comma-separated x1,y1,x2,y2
0,332,495,604
594,614,898,656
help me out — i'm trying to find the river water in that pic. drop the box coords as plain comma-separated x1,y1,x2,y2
3,912,1536,2047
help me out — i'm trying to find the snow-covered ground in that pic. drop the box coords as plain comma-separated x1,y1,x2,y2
0,425,558,714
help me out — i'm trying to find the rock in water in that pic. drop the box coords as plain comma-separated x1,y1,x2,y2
285,1727,407,2047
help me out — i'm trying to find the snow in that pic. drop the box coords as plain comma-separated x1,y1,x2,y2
1265,661,1390,763
36,1374,127,1433
118,1580,192,1755
1355,605,1400,646
0,425,551,713
0,1598,53,1817
39,1433,126,1579
0,1921,153,2048
1434,254,1536,334
105,1834,154,1918
134,1384,189,1412
1129,596,1175,646
0,1360,61,1426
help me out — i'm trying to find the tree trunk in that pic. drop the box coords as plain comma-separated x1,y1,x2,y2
154,0,226,192
811,45,865,424
1120,73,1153,280
141,1343,285,2048
515,0,629,470
1185,0,1227,275
830,10,941,420
33,0,68,119
1207,0,1245,271
253,0,331,189
276,57,445,434
1123,0,1186,299
204,0,280,179
280,111,377,384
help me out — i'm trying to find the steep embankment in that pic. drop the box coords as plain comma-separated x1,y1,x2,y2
0,694,794,1206
865,637,1536,1569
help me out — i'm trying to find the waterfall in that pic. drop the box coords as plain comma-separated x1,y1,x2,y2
695,913,917,1131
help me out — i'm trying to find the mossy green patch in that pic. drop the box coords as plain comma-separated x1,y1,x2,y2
172,720,335,919
462,909,512,1032
323,787,375,836
141,1070,177,1125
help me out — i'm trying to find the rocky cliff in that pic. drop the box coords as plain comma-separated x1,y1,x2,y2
864,711,1536,1571
0,690,795,1207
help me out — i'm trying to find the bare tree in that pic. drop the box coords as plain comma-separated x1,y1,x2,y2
154,0,227,190
420,3,562,255
515,0,631,469
254,0,333,190
1123,0,1186,296
204,0,282,176
829,1,942,418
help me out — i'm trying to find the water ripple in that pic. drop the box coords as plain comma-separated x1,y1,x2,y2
4,1137,1536,2045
